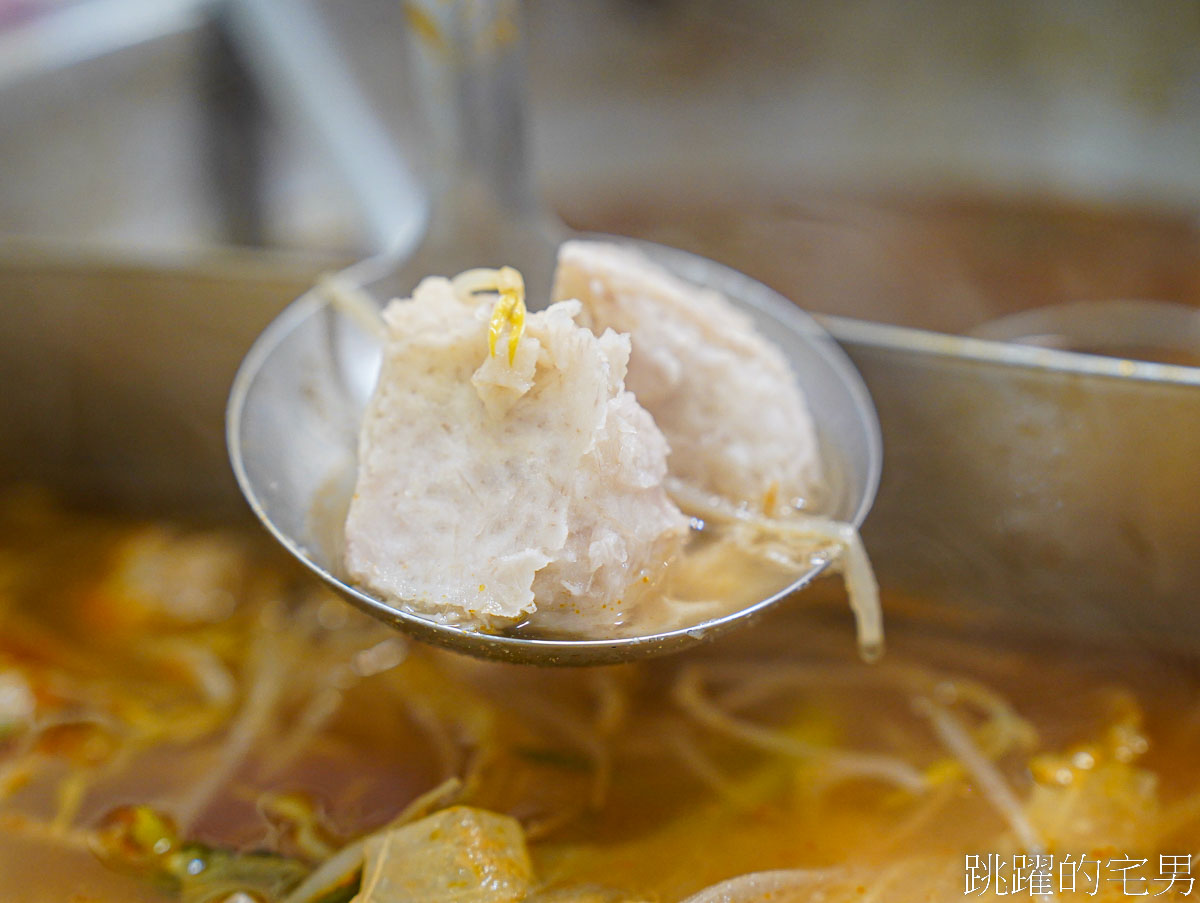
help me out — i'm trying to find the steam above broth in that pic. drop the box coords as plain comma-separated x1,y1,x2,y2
343,242,880,652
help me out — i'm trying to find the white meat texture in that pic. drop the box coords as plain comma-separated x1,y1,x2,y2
343,275,689,631
554,240,826,515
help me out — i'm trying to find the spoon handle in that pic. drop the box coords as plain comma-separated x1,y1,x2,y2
405,0,538,224
399,0,561,293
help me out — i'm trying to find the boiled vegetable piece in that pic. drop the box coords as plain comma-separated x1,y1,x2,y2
554,241,826,516
0,671,34,740
344,274,688,632
352,806,533,903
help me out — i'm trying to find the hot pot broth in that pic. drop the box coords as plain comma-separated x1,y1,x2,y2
0,489,1197,902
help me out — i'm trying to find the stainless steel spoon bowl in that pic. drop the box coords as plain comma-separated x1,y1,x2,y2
225,0,881,665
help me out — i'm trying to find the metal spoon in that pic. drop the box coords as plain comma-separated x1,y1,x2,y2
226,0,881,665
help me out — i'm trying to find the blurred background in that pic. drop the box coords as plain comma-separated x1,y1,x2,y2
1,0,1198,331
2,0,1199,650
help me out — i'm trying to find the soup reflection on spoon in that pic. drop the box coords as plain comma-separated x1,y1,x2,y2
225,0,881,665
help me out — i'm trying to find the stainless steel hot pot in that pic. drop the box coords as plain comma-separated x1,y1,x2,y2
3,238,1197,652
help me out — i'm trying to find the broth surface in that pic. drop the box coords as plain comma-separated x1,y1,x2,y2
0,489,1196,902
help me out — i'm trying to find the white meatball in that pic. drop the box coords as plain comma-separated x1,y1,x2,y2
554,240,826,515
344,275,688,632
